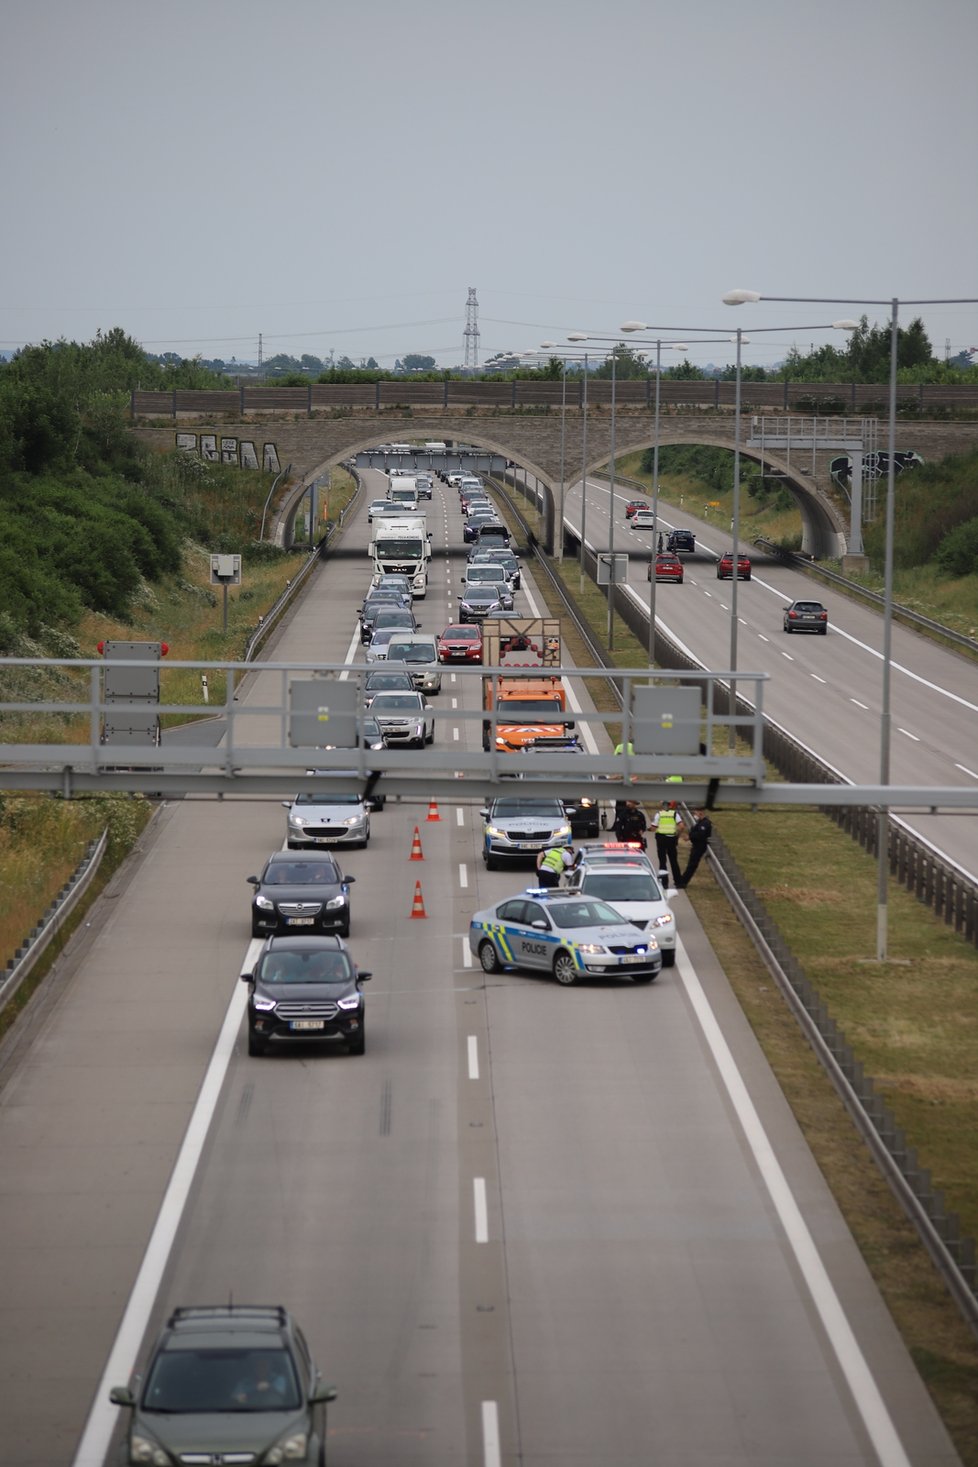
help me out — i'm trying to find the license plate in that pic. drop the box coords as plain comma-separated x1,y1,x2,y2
290,1020,324,1031
286,917,315,926
513,840,535,849
620,953,648,964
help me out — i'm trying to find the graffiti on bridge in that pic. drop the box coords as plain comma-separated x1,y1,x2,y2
830,449,924,495
176,433,281,473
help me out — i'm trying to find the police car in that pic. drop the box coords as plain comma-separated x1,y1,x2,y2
480,797,572,869
468,888,662,986
563,862,676,966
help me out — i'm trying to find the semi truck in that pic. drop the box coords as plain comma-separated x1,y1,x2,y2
387,475,420,510
369,513,431,597
480,618,571,752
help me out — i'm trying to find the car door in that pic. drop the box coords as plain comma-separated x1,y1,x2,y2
512,899,553,970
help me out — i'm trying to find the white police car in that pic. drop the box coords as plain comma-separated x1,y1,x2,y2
481,797,571,869
564,862,676,965
468,888,662,986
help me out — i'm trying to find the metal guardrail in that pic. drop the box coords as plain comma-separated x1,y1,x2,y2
0,829,108,1016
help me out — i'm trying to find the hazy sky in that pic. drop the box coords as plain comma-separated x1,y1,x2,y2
2,0,976,370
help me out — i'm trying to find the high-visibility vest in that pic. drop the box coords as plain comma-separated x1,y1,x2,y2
614,742,634,756
540,846,566,875
657,809,678,837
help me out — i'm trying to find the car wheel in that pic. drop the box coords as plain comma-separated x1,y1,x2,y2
744,572,752,581
338,922,350,939
348,1021,365,1056
661,949,676,967
632,972,656,984
553,950,580,986
784,623,791,633
251,917,263,938
484,851,499,870
248,1029,267,1057
819,627,827,635
479,940,502,973
425,727,434,744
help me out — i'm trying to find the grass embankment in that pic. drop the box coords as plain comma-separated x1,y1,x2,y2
0,462,359,973
525,544,978,1461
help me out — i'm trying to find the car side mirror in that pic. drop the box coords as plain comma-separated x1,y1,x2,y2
311,1383,338,1405
239,971,254,983
343,874,356,883
531,920,549,930
109,1386,135,1408
246,875,259,886
281,801,291,809
357,970,373,981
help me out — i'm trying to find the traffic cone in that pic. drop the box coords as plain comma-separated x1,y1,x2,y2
410,880,427,919
426,798,441,822
409,826,424,861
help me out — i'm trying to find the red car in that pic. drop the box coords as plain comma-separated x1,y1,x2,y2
648,552,684,583
437,623,484,663
625,500,650,519
717,551,752,581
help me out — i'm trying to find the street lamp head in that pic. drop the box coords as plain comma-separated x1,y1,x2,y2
619,320,647,333
833,318,860,330
539,340,557,348
567,332,589,342
722,290,761,306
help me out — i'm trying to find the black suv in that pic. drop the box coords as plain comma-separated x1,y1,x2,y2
110,1304,336,1465
248,851,354,938
667,528,696,553
242,934,371,1056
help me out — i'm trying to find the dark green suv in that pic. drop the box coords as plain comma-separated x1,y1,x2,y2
110,1304,336,1465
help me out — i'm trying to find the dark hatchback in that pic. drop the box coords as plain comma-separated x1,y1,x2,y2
248,852,355,938
242,935,371,1056
783,599,829,634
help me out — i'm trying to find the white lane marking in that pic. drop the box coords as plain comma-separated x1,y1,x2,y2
468,1035,480,1080
474,1178,489,1243
781,652,794,661
955,763,978,780
851,699,870,710
456,806,465,826
71,942,259,1467
453,727,460,741
898,728,920,742
675,937,913,1467
811,674,827,684
758,634,770,643
338,622,362,679
462,937,473,968
482,1400,501,1467
452,697,458,708
459,863,469,888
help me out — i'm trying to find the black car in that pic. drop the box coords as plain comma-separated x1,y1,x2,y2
784,599,829,634
457,585,506,623
359,597,410,643
667,528,696,553
242,935,371,1056
248,851,355,938
110,1304,336,1464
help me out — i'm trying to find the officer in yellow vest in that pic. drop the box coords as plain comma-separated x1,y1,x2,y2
536,844,567,889
652,800,684,889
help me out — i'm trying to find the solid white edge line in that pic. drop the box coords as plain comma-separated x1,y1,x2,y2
468,1034,479,1080
71,945,258,1467
474,1178,489,1243
482,1400,501,1467
675,936,912,1467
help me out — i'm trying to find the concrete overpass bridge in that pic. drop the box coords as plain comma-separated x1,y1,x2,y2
130,384,978,561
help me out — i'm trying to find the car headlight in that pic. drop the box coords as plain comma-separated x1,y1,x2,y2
576,944,607,955
554,825,571,840
129,1436,169,1466
252,994,276,1011
578,798,595,809
325,894,348,910
337,995,362,1011
651,913,674,929
342,815,362,827
288,815,306,827
255,895,275,910
264,1429,310,1463
485,825,506,839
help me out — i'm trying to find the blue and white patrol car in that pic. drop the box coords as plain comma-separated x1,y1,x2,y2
468,889,662,986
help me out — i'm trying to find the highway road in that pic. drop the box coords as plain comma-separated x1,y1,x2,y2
561,475,978,882
0,468,962,1466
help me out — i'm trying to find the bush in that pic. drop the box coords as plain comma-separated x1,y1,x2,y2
936,517,978,576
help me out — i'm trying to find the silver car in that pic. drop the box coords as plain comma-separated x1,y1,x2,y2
458,585,505,623
285,787,370,849
367,690,435,748
461,566,515,611
469,889,662,986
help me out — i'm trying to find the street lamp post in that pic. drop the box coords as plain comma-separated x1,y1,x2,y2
723,288,978,959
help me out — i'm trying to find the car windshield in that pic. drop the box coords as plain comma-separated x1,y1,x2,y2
548,900,625,929
143,1346,301,1413
499,699,564,716
258,950,352,983
491,800,564,818
464,589,501,603
468,568,505,582
264,862,338,886
366,672,412,687
373,611,415,629
389,646,434,664
294,792,362,806
371,694,422,710
581,873,663,902
442,626,479,640
795,602,823,612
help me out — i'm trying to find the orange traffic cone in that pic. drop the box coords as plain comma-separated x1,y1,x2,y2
410,880,427,919
426,798,441,822
409,826,424,861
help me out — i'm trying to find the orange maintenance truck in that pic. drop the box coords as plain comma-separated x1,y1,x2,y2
481,617,572,753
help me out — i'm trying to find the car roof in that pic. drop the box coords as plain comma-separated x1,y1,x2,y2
266,850,340,866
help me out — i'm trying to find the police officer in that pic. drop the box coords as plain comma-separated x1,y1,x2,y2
652,800,683,889
536,844,567,888
679,807,712,888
